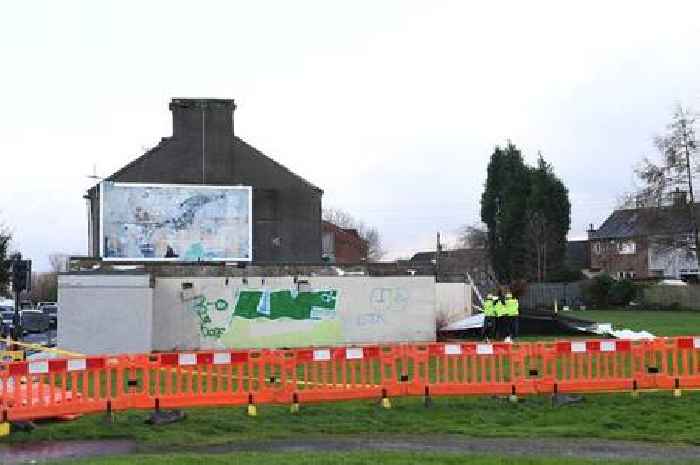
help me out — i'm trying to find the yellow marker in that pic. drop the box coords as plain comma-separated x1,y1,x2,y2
674,388,682,398
0,422,9,437
247,404,257,417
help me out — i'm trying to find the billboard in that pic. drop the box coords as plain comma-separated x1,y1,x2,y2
100,182,252,261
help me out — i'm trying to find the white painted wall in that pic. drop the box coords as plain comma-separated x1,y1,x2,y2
153,276,436,350
436,283,472,323
58,273,153,355
58,274,437,354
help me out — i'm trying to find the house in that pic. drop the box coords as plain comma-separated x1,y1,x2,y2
85,98,323,263
321,221,368,263
409,248,495,290
588,204,700,280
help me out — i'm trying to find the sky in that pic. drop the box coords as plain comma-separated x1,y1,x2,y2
1,0,699,270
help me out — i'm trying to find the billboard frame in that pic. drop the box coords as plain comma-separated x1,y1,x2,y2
99,181,253,262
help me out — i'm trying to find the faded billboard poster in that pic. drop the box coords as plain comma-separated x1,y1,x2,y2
100,182,252,261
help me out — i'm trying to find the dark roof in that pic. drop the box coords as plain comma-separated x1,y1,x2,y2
410,248,489,264
591,205,700,239
88,135,322,195
234,137,322,193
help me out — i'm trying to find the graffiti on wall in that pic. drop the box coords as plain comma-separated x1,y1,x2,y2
188,288,341,347
356,287,409,328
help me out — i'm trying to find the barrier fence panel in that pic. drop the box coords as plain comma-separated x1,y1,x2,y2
3,338,700,422
675,337,700,389
405,343,541,397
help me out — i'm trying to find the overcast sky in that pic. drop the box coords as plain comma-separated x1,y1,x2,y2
1,1,699,270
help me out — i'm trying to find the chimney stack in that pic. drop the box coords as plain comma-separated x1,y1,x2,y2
168,98,236,184
169,98,236,139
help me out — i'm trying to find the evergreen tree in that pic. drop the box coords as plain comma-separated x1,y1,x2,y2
525,154,571,282
480,143,530,282
481,145,571,283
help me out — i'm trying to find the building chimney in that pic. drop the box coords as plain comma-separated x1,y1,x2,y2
170,98,236,139
587,223,596,239
168,98,236,184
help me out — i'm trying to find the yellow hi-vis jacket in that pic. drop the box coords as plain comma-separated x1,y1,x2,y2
483,299,496,317
505,298,519,316
494,300,507,317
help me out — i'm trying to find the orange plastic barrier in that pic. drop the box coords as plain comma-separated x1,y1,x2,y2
2,337,700,422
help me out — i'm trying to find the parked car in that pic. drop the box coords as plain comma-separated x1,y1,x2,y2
41,304,58,329
20,309,51,333
0,305,15,337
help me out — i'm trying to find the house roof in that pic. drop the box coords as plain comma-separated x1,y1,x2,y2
87,135,322,195
591,205,700,239
410,248,488,263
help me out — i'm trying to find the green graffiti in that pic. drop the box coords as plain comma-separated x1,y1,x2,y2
190,289,340,340
233,289,338,320
191,295,233,339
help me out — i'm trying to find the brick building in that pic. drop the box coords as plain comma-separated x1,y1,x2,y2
321,221,368,263
588,204,700,280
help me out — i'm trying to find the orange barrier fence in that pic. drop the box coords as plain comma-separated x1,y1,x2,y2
2,337,700,421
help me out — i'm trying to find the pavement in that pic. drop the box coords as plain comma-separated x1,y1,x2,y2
3,436,700,463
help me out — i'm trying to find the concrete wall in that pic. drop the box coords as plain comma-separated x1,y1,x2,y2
58,273,153,355
435,283,472,323
153,276,436,350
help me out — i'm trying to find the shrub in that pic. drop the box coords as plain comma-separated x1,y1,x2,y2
608,279,636,306
582,274,637,307
583,274,615,307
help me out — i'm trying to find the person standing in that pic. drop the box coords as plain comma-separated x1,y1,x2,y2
481,294,497,341
494,291,507,340
505,291,519,341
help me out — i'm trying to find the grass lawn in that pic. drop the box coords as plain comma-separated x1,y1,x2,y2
572,309,700,336
7,391,700,449
49,451,700,465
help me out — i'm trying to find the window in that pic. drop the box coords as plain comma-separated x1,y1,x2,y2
617,240,636,255
593,242,601,254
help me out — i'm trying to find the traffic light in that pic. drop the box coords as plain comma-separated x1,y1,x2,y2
11,259,31,293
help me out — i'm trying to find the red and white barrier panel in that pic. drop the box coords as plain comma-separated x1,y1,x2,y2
555,340,631,353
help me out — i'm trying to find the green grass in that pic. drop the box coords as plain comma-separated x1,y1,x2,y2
7,392,700,448
576,309,700,336
48,451,700,465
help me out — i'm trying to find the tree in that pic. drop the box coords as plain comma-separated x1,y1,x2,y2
481,144,571,283
456,223,488,249
49,253,69,273
480,143,531,282
322,208,385,261
0,221,11,298
632,105,699,270
29,272,57,303
525,154,571,282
